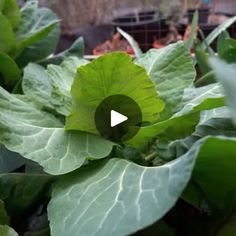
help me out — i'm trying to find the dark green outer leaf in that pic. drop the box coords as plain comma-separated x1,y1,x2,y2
48,153,196,236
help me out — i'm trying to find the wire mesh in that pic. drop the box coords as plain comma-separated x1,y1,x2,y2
111,1,236,51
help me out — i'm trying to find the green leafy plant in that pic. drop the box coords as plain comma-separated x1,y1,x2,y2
1,3,236,236
0,0,84,91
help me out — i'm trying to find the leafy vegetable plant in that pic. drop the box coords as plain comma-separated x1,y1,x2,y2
0,0,84,91
0,3,236,236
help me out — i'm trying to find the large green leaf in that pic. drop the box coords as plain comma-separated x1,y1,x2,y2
136,42,196,119
0,13,16,53
128,83,225,148
66,52,164,134
13,1,59,58
0,87,114,175
1,0,20,29
48,153,196,236
22,57,88,116
0,52,20,85
39,37,85,66
0,225,18,236
210,58,236,125
0,199,9,225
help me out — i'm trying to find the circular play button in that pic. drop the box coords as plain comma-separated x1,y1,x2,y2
95,95,142,142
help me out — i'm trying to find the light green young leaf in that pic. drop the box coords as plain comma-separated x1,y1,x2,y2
1,0,20,29
136,42,196,119
0,13,16,53
0,225,18,236
201,16,236,50
0,200,9,225
66,52,164,134
48,153,196,236
117,27,142,57
0,87,114,175
210,58,236,125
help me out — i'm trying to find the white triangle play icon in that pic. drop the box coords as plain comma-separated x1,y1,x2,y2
110,110,128,127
